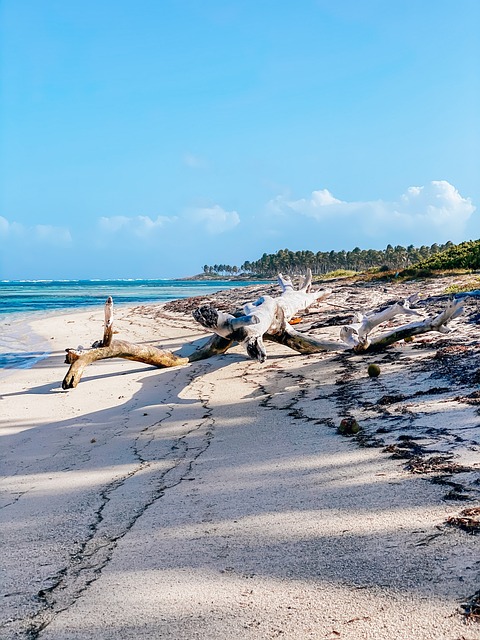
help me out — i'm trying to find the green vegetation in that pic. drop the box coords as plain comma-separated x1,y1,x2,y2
318,269,357,280
444,278,480,294
401,239,480,273
203,242,456,278
202,239,480,281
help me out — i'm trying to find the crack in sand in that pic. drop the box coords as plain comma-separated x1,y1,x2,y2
8,366,219,639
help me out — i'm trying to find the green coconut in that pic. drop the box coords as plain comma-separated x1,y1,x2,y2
367,363,381,378
338,417,361,436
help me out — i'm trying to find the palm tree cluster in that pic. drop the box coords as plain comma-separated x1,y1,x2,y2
202,264,239,276
203,242,454,277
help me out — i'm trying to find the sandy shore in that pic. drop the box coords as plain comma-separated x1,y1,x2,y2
1,279,479,639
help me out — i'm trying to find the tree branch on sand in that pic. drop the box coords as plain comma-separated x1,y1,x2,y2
61,272,465,388
62,297,188,389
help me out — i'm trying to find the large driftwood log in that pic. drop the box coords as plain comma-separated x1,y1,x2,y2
191,274,465,361
61,274,466,388
62,299,188,389
192,270,332,362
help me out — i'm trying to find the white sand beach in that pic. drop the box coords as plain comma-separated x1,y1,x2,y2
1,281,480,639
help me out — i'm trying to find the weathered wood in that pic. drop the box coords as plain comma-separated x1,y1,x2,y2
91,296,114,348
340,295,422,349
355,297,465,352
193,286,465,360
264,297,464,355
192,270,332,362
188,334,234,362
62,298,188,389
62,340,188,389
62,279,467,389
265,327,347,353
103,296,114,347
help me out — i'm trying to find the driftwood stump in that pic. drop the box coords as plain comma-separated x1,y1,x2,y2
192,270,465,361
192,269,333,362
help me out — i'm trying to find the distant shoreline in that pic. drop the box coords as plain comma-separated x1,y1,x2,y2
178,273,271,282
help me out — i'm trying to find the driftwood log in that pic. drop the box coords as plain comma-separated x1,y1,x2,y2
192,270,333,362
192,271,465,360
62,297,188,389
61,273,465,388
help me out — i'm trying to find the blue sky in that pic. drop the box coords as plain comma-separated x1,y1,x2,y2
1,0,479,279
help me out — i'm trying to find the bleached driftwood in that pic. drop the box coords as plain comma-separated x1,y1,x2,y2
94,295,114,347
353,297,465,352
192,278,465,361
62,298,188,389
339,294,422,350
192,269,332,362
61,274,466,388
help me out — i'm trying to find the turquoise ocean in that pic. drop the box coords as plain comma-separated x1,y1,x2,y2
0,279,264,373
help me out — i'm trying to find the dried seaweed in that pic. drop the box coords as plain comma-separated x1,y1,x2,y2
446,506,480,535
383,440,425,459
406,456,471,474
460,589,480,621
434,344,472,359
455,390,480,405
377,394,408,405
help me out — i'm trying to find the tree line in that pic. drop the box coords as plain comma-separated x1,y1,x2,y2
202,242,455,277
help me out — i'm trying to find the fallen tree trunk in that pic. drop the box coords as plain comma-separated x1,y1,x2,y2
192,270,332,362
191,275,465,361
187,334,234,362
355,297,465,352
264,325,347,354
61,275,466,388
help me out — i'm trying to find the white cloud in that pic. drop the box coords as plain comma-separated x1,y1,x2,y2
267,181,475,243
396,181,474,228
98,215,176,238
187,205,240,234
0,216,72,246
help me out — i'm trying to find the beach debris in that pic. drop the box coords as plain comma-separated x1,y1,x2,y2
460,589,480,621
407,455,471,474
340,294,422,350
435,344,471,360
446,506,480,535
383,440,425,459
454,390,480,405
191,272,465,363
61,271,467,386
192,269,335,362
337,417,361,436
62,297,188,389
367,363,381,377
377,393,407,404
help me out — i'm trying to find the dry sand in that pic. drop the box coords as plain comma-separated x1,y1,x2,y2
1,277,479,639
